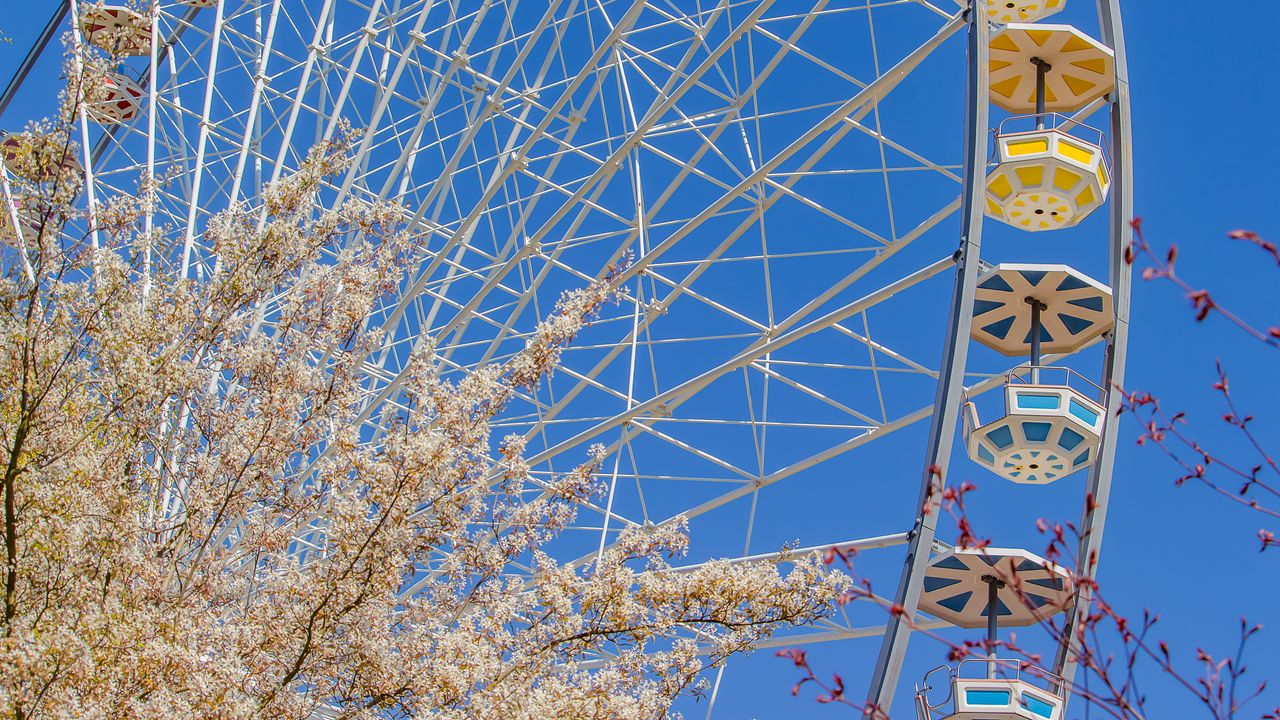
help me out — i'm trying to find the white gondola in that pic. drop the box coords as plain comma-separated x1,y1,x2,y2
917,659,1068,720
0,194,45,250
85,72,145,125
914,548,1073,719
985,116,1111,232
964,366,1106,484
1,132,81,183
985,0,1066,26
965,264,1113,484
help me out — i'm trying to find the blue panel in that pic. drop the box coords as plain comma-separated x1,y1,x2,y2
1022,422,1052,442
1022,692,1057,718
1028,576,1065,591
923,576,961,592
1022,323,1054,344
1069,399,1100,425
1058,427,1085,451
1056,274,1090,292
979,274,1014,292
1058,312,1094,336
978,445,995,463
966,689,1012,706
1073,447,1092,467
973,299,1004,316
982,316,1017,341
1019,269,1048,287
980,598,1013,616
986,425,1015,449
1016,393,1060,410
1017,559,1042,572
1067,295,1105,311
937,590,972,613
933,555,970,571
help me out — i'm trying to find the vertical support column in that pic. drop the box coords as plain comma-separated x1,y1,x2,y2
66,0,102,256
1051,0,1133,701
984,576,1001,678
1032,57,1050,130
864,6,990,713
180,0,228,278
143,1,159,305
1028,297,1045,382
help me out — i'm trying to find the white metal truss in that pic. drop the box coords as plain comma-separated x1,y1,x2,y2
1,0,1130,715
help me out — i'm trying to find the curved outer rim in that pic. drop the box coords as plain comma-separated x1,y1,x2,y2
1050,0,1132,703
864,6,991,712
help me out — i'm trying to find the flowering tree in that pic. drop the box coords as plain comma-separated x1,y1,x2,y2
0,56,847,719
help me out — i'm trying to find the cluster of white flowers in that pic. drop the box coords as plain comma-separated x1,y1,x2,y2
0,45,848,720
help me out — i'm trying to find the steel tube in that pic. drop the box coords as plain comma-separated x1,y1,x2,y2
1029,297,1045,382
1033,57,1050,130
985,577,1000,678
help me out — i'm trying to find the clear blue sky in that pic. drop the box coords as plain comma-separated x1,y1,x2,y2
1,1,1276,717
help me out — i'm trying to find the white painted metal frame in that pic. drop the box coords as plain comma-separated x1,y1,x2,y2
0,1,1131,716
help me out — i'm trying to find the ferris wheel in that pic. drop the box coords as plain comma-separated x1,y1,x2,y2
0,0,1132,716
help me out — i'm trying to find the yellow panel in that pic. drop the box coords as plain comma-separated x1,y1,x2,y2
1007,138,1049,156
1057,140,1094,165
990,33,1021,52
990,59,1012,73
988,173,1014,199
1069,57,1109,75
1042,84,1058,103
1015,165,1045,187
987,197,1003,215
1062,74,1099,97
1046,0,1062,6
1053,167,1081,191
1060,34,1097,53
1096,165,1110,191
1076,185,1096,207
1025,29,1055,47
990,76,1021,100
1019,218,1033,228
